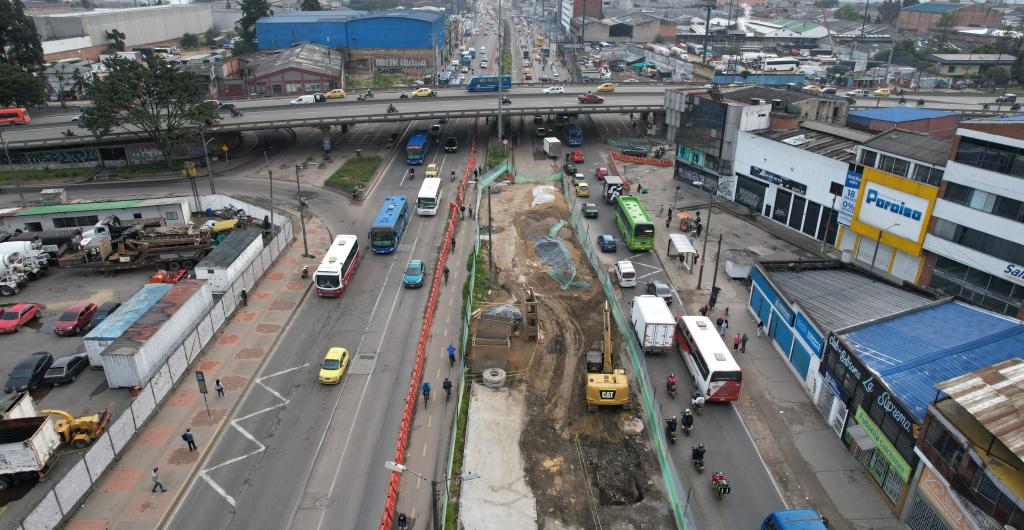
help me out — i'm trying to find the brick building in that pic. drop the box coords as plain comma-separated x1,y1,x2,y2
898,2,1002,35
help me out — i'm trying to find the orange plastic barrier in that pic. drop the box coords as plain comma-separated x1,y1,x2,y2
609,151,673,167
378,140,476,530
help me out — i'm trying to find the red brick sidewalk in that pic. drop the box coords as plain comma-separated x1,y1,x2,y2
67,217,331,530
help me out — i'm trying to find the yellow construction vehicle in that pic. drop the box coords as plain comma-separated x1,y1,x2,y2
40,409,112,449
585,301,630,412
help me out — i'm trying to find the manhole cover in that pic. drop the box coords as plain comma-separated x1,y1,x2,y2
349,353,377,375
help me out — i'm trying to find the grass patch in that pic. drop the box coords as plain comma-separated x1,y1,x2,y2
0,166,95,183
326,156,381,190
486,147,506,169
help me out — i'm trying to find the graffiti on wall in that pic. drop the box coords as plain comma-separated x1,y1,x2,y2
127,143,165,164
9,148,100,167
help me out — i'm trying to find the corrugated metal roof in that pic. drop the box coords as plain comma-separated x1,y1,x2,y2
862,129,952,167
120,280,206,343
766,265,932,332
85,283,173,340
756,125,865,163
842,301,1024,422
904,3,964,13
354,9,444,22
966,113,1024,123
197,229,261,269
936,358,1024,461
849,107,955,123
12,199,145,216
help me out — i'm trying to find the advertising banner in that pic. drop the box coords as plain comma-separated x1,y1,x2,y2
857,181,930,242
838,170,861,226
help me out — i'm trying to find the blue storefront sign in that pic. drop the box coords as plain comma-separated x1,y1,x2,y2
794,313,824,357
751,268,795,327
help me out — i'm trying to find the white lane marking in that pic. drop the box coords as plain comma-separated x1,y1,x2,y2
314,221,428,530
198,362,310,507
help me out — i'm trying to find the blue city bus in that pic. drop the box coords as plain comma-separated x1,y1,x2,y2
565,123,583,146
761,509,829,530
406,129,429,165
466,75,512,92
369,196,410,254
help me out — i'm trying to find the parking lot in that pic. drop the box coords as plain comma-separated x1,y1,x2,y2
0,267,152,510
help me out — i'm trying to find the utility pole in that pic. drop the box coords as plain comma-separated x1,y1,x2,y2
488,185,493,276
294,164,311,258
709,233,723,308
496,0,504,142
264,151,274,230
702,2,712,64
696,181,714,289
201,131,217,195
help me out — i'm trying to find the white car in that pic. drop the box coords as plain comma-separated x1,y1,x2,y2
480,61,489,68
845,89,867,97
542,86,565,94
481,46,487,53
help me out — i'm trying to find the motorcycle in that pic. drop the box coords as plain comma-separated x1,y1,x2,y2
357,94,367,101
387,105,398,114
692,447,705,473
666,426,678,445
397,512,409,529
666,377,678,399
917,99,926,106
63,129,76,137
500,96,511,104
690,392,705,415
682,423,693,436
712,471,731,499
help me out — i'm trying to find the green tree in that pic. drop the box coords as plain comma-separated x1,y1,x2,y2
877,0,901,23
0,0,44,67
300,0,321,10
933,13,957,50
873,40,920,66
815,0,837,7
204,28,220,47
180,32,200,49
79,57,218,166
902,0,918,6
0,63,47,106
834,4,861,21
984,65,1009,85
105,29,126,53
236,0,273,55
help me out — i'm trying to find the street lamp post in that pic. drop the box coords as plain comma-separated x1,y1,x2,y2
695,178,716,289
870,222,900,271
385,461,480,530
201,131,217,195
294,164,311,258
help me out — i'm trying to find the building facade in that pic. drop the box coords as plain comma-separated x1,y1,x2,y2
846,108,959,141
920,117,1024,319
898,3,1003,35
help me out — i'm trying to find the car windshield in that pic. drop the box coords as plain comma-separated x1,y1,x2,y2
10,366,31,377
45,367,65,377
322,359,341,370
59,311,79,321
1,311,18,320
656,285,670,295
406,263,422,275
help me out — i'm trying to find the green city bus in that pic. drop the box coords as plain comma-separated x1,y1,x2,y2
613,196,655,250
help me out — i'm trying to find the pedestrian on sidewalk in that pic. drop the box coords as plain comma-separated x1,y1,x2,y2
665,215,671,229
460,205,466,220
723,318,730,335
451,236,456,250
215,379,225,397
443,266,450,285
447,343,457,366
240,289,248,307
741,333,749,353
756,321,764,337
733,333,741,351
182,429,197,452
716,316,724,336
658,204,664,217
152,468,167,493
469,205,474,219
699,305,708,317
473,167,479,179
667,207,672,221
695,222,703,237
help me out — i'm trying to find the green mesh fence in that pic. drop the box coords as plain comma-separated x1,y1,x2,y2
513,172,562,184
608,137,654,149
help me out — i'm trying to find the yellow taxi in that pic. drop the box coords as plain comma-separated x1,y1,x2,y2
575,181,591,197
411,87,436,97
802,85,822,93
596,83,616,93
871,88,891,97
318,347,350,384
425,163,439,178
325,88,346,98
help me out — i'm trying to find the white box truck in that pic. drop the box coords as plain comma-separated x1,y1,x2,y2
630,295,675,354
543,137,562,159
0,394,62,492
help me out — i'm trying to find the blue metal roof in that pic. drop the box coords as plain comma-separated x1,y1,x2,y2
356,9,445,22
904,2,963,13
258,12,366,23
841,301,1024,422
848,107,956,122
84,284,173,341
968,113,1024,123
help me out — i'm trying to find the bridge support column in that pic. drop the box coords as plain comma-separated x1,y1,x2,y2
652,111,666,136
320,126,333,153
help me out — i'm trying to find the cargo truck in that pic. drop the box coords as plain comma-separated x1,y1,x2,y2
603,175,626,203
60,224,214,273
630,295,675,354
542,137,562,159
0,394,62,492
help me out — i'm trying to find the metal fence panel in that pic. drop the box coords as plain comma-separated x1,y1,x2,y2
54,459,91,515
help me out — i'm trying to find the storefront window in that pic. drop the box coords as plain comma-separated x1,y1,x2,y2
773,190,792,224
789,196,806,230
803,202,820,237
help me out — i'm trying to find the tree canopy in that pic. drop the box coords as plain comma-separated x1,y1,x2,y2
0,0,44,67
0,63,47,107
180,32,200,49
79,57,218,166
105,29,127,53
236,0,273,55
834,4,861,21
300,0,322,10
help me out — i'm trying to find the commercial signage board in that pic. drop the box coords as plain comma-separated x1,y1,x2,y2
749,166,808,196
857,181,929,242
838,170,861,226
855,407,912,481
917,465,974,530
794,312,824,356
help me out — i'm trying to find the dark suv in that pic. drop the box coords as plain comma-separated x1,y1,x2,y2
621,146,648,157
4,352,54,394
444,137,458,153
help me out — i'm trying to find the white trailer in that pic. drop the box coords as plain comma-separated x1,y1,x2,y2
630,295,675,354
543,137,562,159
0,394,62,492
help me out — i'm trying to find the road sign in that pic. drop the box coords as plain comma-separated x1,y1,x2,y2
195,370,208,394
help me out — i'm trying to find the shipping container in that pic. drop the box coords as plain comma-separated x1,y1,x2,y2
630,295,675,353
84,283,173,367
195,229,263,293
101,280,213,388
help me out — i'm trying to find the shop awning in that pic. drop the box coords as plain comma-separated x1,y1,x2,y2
847,424,877,451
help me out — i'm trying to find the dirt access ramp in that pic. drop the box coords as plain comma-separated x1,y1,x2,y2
475,182,673,529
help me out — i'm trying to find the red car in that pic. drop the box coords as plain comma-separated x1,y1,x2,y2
571,150,585,163
0,303,41,334
54,301,98,337
595,167,609,180
577,93,604,104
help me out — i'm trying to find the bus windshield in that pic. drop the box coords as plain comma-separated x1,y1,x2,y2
417,197,436,209
634,223,655,238
711,370,742,382
316,273,340,290
370,227,394,248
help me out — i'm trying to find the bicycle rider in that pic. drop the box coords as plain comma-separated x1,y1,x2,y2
443,377,453,399
421,381,432,404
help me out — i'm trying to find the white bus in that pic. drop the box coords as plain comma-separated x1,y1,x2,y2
763,57,800,72
673,316,743,402
314,235,361,297
416,177,443,215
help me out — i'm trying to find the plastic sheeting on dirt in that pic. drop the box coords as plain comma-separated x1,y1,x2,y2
531,185,557,207
535,221,590,291
481,304,523,326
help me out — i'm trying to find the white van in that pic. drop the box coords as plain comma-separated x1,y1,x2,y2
615,260,637,288
289,93,325,105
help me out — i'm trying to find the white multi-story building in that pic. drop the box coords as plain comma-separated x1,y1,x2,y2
921,116,1024,319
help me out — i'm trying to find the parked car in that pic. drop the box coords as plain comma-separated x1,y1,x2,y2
89,301,121,329
403,260,426,288
4,352,53,393
571,150,585,163
621,146,648,157
0,303,41,334
54,301,98,337
597,234,617,252
444,137,458,153
577,93,604,104
318,347,350,385
581,203,599,218
562,162,577,175
542,86,565,94
43,354,89,386
646,281,674,304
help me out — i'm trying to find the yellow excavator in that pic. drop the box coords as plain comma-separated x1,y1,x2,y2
41,409,112,449
585,301,630,412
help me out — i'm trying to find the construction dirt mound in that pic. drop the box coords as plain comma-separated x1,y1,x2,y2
484,186,673,529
